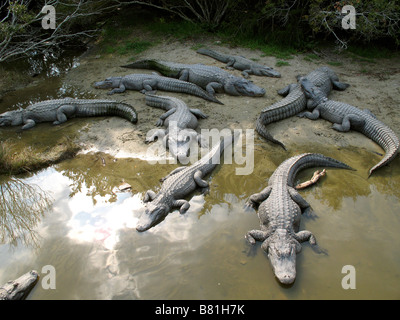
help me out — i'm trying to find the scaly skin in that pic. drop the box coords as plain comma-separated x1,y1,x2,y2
0,270,38,300
245,153,353,285
196,48,281,78
144,93,208,163
0,98,138,129
256,66,349,149
94,73,222,104
121,59,266,97
137,133,236,232
299,78,400,176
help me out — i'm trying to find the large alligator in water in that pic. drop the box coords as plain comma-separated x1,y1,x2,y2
144,93,208,163
245,153,353,284
299,78,400,176
0,98,138,130
0,270,38,300
196,48,281,78
255,66,349,149
137,132,236,232
94,73,222,104
121,59,266,97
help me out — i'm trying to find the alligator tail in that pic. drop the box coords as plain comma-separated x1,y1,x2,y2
76,101,138,124
255,115,287,150
196,48,229,63
121,59,178,78
154,78,223,104
288,153,354,186
364,120,400,177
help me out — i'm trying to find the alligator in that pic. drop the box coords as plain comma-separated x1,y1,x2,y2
298,78,400,176
196,48,281,78
145,93,208,162
245,153,353,285
0,270,39,300
137,132,236,232
121,59,266,97
255,66,349,149
94,73,222,104
0,98,138,130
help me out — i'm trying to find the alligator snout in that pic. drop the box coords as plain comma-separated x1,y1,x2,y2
94,81,111,89
261,68,281,78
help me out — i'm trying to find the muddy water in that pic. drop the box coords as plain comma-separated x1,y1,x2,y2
1,54,400,300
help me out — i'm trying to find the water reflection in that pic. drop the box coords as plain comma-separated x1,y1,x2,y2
0,176,53,248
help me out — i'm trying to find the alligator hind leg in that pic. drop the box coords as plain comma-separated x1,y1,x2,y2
332,114,365,132
332,80,350,91
246,186,272,209
194,170,208,188
298,107,321,120
288,187,314,216
173,199,190,214
189,108,208,119
54,105,76,125
143,190,156,203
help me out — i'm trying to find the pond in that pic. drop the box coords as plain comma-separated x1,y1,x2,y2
0,49,399,300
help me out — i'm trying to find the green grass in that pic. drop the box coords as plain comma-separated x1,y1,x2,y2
105,39,153,55
303,53,320,62
327,61,343,66
276,60,290,67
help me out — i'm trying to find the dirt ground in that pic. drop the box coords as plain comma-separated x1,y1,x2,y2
63,39,400,160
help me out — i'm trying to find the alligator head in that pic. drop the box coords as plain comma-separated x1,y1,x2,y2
261,229,302,285
0,109,23,127
94,77,122,89
0,270,39,300
226,78,266,97
260,67,281,78
299,77,328,109
136,202,169,232
166,128,198,164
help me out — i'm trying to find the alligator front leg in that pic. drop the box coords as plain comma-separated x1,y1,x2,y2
156,108,176,126
332,114,365,132
108,84,126,94
205,82,224,95
241,70,253,78
245,229,270,245
246,186,272,208
145,128,165,144
173,199,190,214
21,119,37,130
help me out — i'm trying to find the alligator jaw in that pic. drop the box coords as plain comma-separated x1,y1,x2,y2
0,270,39,300
267,241,297,285
261,68,281,78
136,205,168,232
